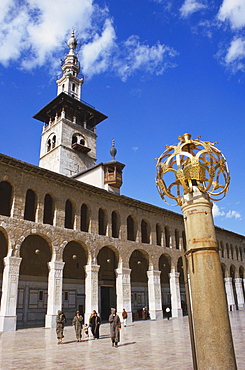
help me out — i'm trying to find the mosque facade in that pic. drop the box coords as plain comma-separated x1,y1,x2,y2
0,32,245,331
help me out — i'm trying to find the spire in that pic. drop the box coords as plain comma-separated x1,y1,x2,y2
56,30,84,100
110,139,117,161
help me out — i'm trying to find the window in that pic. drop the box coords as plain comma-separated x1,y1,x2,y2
141,219,150,244
156,223,162,246
65,200,74,229
43,194,54,225
24,189,36,222
111,211,120,238
81,203,89,232
165,226,170,248
98,208,107,235
127,215,136,241
0,181,12,217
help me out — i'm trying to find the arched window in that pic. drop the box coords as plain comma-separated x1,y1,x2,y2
47,139,51,152
43,194,54,225
156,223,162,246
65,199,74,229
98,208,107,235
165,226,170,248
141,219,150,244
52,135,56,149
111,211,120,238
226,243,229,259
220,241,224,258
182,231,187,251
175,229,180,249
0,181,12,216
127,215,136,241
24,189,36,221
81,203,89,232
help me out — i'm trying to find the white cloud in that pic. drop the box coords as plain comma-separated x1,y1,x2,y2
225,37,245,64
217,0,245,30
0,0,177,81
180,0,207,18
212,203,225,218
226,210,241,219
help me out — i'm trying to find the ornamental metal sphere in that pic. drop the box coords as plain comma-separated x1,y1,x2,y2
155,133,230,206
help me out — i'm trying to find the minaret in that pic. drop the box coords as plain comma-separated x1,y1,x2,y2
56,29,84,100
33,31,107,177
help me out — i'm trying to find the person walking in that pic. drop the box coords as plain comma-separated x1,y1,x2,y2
122,308,127,327
56,310,66,344
166,307,171,320
109,308,121,347
89,310,101,339
72,311,83,342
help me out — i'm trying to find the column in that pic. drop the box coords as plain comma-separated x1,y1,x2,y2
169,271,183,317
45,261,65,328
84,263,100,324
115,267,132,323
0,256,22,332
224,277,236,311
147,270,163,320
234,278,244,310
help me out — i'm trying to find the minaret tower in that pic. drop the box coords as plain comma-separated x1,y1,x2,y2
34,31,107,177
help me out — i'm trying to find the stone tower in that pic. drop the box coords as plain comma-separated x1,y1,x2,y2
34,31,107,177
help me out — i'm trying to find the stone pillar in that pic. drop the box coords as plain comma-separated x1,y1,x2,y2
234,278,245,310
224,277,236,311
181,189,237,369
84,263,100,324
115,267,132,323
169,271,183,317
45,261,65,328
147,270,163,320
0,256,22,332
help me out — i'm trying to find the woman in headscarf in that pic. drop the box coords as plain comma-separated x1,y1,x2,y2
109,308,121,347
89,310,101,339
56,309,66,344
72,311,83,342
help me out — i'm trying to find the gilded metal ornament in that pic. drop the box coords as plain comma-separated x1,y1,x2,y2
155,133,230,206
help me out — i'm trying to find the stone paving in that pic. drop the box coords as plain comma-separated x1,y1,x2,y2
0,311,244,369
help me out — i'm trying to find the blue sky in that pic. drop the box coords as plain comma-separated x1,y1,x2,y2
0,0,245,236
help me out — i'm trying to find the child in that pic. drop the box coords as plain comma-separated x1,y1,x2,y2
83,323,89,338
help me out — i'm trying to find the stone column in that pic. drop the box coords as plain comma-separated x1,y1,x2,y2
45,261,65,328
234,278,245,310
181,189,236,369
224,277,236,311
84,263,100,324
169,271,183,317
0,256,22,332
147,270,163,320
115,267,132,323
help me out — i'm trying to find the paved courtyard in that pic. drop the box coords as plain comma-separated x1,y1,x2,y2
0,311,244,369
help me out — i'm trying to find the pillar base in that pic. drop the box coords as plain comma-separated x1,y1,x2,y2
45,314,57,329
172,308,183,318
149,309,163,321
0,316,17,332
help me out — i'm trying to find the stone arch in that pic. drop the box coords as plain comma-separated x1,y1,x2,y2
43,193,55,225
156,223,162,246
230,244,234,259
111,210,120,238
127,214,137,241
80,202,90,232
0,180,13,217
98,207,108,236
221,263,228,278
141,218,150,244
226,243,229,259
164,225,170,248
97,245,119,320
235,246,239,261
65,198,75,229
182,230,187,251
24,189,37,222
129,249,150,320
175,229,180,250
63,241,88,279
220,241,224,258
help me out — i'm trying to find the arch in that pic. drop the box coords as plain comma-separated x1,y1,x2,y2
0,181,12,217
43,193,54,225
221,263,228,279
63,241,87,280
97,246,118,320
24,189,37,222
127,215,137,241
220,241,224,258
182,231,187,251
159,254,171,316
80,203,90,232
165,226,170,248
230,264,238,309
98,208,107,236
156,223,162,246
239,266,244,279
129,249,149,320
111,210,120,238
226,243,229,259
235,246,239,261
65,199,74,229
175,229,180,250
46,133,56,152
240,247,243,262
230,244,234,259
141,219,150,244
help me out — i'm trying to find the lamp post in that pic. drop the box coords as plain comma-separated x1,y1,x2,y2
156,133,237,370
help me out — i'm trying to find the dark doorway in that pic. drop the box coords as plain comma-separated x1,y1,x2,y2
100,286,115,321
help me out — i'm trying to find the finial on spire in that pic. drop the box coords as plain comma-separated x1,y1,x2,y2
110,139,117,161
67,29,77,54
